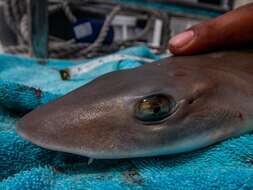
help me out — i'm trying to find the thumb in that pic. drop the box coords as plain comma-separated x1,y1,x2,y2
168,4,253,55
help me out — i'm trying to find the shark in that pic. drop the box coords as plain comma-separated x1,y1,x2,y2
17,50,253,159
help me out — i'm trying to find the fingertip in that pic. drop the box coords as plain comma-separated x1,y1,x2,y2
169,30,195,49
168,22,219,55
168,4,253,56
168,30,196,55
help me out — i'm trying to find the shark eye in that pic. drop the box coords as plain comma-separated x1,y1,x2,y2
135,94,176,122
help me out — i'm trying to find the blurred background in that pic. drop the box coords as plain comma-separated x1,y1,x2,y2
0,0,252,60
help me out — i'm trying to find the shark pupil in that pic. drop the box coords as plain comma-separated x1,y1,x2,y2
153,106,161,113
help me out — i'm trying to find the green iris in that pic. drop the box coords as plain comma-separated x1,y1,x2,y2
135,94,176,122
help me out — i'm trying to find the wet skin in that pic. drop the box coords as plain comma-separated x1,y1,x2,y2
17,50,253,159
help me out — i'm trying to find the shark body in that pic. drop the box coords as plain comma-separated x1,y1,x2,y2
17,50,253,159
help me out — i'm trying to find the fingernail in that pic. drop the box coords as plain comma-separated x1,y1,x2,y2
169,30,194,48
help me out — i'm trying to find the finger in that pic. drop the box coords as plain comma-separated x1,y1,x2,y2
168,4,253,55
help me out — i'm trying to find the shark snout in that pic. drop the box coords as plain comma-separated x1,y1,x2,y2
16,90,131,158
16,101,79,151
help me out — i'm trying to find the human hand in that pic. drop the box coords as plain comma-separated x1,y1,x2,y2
168,4,253,55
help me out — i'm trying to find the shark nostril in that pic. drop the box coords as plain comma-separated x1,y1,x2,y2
188,98,195,105
188,89,204,105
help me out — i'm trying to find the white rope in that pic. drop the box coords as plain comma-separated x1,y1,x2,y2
1,0,168,59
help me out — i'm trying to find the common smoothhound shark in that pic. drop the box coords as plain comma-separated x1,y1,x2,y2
17,50,253,159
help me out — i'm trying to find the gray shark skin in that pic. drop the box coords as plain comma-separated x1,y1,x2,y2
17,50,253,159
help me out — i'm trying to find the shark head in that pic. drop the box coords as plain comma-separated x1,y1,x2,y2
17,52,253,159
